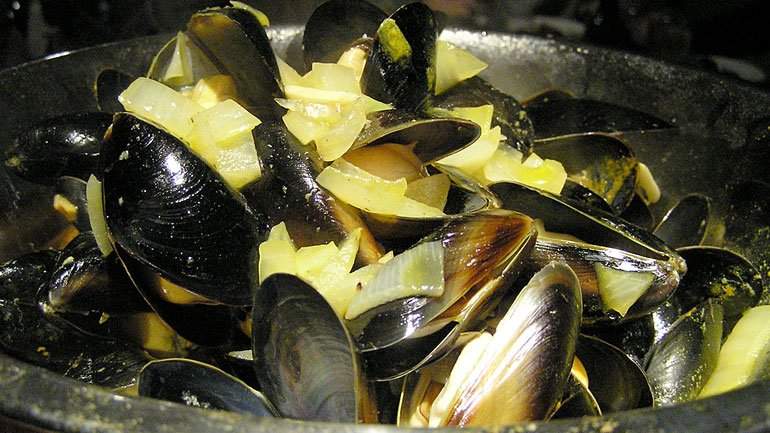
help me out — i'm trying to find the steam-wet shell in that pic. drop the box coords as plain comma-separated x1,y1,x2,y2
138,358,276,417
646,299,723,406
101,113,262,306
431,76,534,155
361,2,437,110
653,194,711,249
4,112,111,184
302,0,386,67
246,122,382,264
442,262,581,426
252,274,369,422
526,98,673,140
346,210,536,351
187,7,282,120
351,110,481,164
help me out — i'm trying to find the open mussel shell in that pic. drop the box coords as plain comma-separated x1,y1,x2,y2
525,98,673,141
113,244,245,349
576,335,654,413
245,121,383,264
42,232,147,316
101,113,262,306
560,180,614,214
95,69,135,113
673,246,761,330
653,193,711,249
535,133,638,214
521,88,575,106
146,33,220,87
0,253,147,390
553,365,602,419
351,110,481,164
137,358,277,417
620,193,656,231
646,299,723,406
361,2,437,110
251,273,374,423
346,210,536,352
491,181,685,322
186,6,282,119
302,0,386,67
586,317,655,369
433,262,582,427
4,112,111,184
431,76,534,155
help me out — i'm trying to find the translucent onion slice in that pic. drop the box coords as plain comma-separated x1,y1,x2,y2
345,240,445,320
119,77,203,139
699,305,770,398
595,263,655,317
86,175,113,257
434,41,488,95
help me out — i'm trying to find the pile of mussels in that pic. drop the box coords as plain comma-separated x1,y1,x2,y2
1,0,768,429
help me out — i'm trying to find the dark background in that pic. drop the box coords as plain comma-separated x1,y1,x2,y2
2,0,769,88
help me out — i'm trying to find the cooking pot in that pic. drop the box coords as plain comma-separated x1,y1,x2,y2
1,25,769,433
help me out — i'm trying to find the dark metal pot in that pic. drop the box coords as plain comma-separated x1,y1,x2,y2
1,26,769,433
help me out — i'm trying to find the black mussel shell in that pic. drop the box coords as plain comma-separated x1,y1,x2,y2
245,121,383,264
553,373,602,418
95,69,135,113
101,113,262,306
302,0,386,68
361,2,437,111
352,110,481,164
674,246,762,329
431,76,534,155
4,112,111,184
346,210,536,351
138,358,277,417
560,180,614,214
620,193,656,231
491,181,684,322
576,335,653,412
114,244,246,349
654,193,711,249
586,317,655,369
646,299,723,406
526,98,673,141
535,133,638,214
42,232,147,315
522,88,574,106
252,273,371,423
187,7,282,120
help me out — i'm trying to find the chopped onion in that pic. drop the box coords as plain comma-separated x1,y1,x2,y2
345,240,445,320
435,41,488,95
86,175,113,257
595,264,654,316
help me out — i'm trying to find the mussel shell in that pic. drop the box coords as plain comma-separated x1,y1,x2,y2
0,250,59,303
552,373,602,418
138,358,276,417
560,180,614,214
43,232,147,315
441,262,582,426
101,113,262,306
585,317,654,369
361,2,437,110
245,121,383,264
346,210,536,351
431,76,535,155
525,98,673,140
645,299,723,406
4,112,111,184
674,246,761,326
491,181,685,321
620,193,656,231
187,7,282,119
534,133,638,214
251,273,370,423
114,244,245,349
54,176,90,232
95,69,135,113
654,193,711,249
302,0,386,67
575,335,654,412
522,88,574,106
351,110,481,164
146,33,220,87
